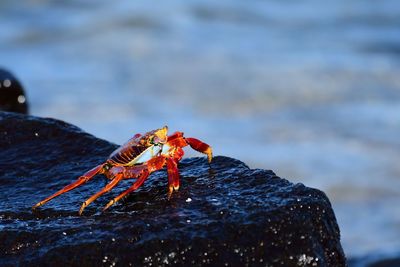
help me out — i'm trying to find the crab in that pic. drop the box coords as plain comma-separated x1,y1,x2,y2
32,126,212,215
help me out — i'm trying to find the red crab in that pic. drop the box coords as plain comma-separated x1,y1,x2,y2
32,126,212,215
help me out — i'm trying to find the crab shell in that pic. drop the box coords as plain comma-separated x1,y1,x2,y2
107,126,169,167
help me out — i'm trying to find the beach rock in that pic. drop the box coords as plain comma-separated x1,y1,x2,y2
0,68,28,114
0,112,347,267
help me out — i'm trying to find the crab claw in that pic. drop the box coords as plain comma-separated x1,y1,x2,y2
185,137,213,163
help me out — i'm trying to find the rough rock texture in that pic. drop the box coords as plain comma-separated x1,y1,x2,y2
0,112,347,267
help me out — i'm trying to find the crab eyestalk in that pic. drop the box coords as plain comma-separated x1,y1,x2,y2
154,126,168,144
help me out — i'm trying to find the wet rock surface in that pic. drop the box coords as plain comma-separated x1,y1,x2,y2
0,112,346,266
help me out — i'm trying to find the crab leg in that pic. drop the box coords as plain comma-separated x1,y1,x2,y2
145,155,180,197
146,150,181,198
145,155,183,199
32,164,104,210
166,158,179,198
103,170,150,211
103,156,167,211
79,173,124,215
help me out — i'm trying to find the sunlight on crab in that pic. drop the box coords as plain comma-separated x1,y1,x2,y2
132,143,171,165
32,126,212,215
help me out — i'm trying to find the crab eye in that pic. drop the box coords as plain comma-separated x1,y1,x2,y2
149,136,157,145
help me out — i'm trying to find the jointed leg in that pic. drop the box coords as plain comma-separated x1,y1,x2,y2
102,157,165,211
79,173,124,215
32,164,104,209
145,155,181,198
103,170,150,211
166,158,179,199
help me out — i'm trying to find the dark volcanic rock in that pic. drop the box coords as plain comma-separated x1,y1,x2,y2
0,112,347,267
0,69,28,114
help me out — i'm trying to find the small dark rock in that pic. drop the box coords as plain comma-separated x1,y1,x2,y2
0,68,28,114
0,112,347,266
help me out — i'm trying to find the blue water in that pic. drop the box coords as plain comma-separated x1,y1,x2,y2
1,0,400,260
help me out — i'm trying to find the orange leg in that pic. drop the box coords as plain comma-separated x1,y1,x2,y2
166,158,179,198
32,164,104,210
103,156,168,211
79,173,124,215
185,137,213,163
146,152,181,198
145,155,179,198
103,169,150,211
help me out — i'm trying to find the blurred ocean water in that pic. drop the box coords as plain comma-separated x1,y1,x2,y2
1,0,400,260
